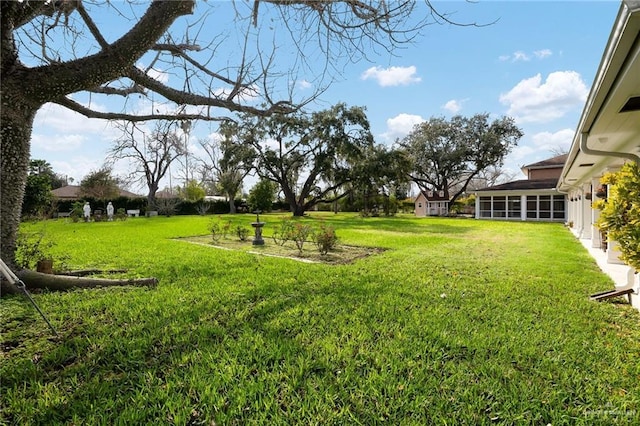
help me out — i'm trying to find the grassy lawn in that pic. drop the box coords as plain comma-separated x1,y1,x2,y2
2,213,639,425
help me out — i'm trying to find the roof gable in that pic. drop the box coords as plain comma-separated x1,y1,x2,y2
521,154,568,173
417,190,449,201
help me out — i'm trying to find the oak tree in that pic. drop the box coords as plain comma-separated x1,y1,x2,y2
400,114,523,208
231,103,375,216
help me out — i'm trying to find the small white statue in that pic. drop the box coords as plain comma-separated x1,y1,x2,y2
106,201,114,221
83,202,91,222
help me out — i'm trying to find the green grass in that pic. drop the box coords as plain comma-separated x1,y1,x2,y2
2,213,639,425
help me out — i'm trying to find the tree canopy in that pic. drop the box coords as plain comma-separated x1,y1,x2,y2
248,179,277,213
229,103,378,216
79,167,121,203
400,113,523,207
22,159,69,218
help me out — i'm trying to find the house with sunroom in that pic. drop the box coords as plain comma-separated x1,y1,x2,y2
414,190,449,217
557,0,640,310
474,154,567,222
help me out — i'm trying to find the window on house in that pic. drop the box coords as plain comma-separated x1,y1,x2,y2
539,195,551,219
526,196,538,219
479,197,491,217
508,196,521,218
553,195,565,219
493,196,506,218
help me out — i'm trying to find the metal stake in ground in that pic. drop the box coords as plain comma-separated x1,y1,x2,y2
0,257,59,337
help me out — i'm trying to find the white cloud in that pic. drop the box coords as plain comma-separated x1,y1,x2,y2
136,62,169,84
360,66,421,87
297,79,312,90
50,156,103,184
503,129,575,176
499,71,588,123
34,102,111,134
32,133,85,152
512,51,530,62
442,99,468,114
500,49,553,62
531,128,574,151
507,145,537,167
379,113,424,142
261,137,280,151
534,49,553,59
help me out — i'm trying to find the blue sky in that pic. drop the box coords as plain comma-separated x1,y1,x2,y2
30,1,622,193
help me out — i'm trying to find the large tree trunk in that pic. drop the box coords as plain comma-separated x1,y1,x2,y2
1,90,39,267
147,193,157,212
292,204,305,217
1,270,158,295
1,0,193,272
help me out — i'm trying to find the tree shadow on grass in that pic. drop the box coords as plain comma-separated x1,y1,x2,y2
0,278,394,424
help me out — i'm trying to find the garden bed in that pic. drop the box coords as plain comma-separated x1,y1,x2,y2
176,235,384,264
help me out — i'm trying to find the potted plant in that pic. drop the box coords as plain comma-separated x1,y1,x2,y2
597,162,640,270
595,185,607,198
16,230,55,274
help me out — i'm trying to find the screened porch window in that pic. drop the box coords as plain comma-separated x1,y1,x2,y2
479,197,492,217
507,196,521,218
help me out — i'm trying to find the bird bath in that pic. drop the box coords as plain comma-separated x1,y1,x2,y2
251,210,265,246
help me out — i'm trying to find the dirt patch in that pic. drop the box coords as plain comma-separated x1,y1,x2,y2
175,235,384,264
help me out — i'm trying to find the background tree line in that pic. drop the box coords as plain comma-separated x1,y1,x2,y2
26,109,521,220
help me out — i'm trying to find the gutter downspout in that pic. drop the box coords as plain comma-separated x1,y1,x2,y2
579,132,640,164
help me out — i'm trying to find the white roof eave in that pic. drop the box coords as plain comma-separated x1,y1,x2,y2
558,0,640,192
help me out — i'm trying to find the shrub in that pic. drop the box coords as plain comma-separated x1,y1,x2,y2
196,202,210,215
15,230,69,271
313,223,339,255
69,201,84,222
272,218,296,246
16,231,50,269
116,208,128,221
209,219,232,243
209,220,222,243
236,226,250,241
155,198,180,216
291,223,313,255
596,162,640,270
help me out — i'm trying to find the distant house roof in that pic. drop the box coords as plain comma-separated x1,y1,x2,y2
51,185,81,199
521,153,568,174
476,178,559,192
416,190,449,202
51,185,141,199
155,189,175,199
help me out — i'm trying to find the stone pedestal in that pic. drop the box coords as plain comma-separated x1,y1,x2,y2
252,222,265,245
